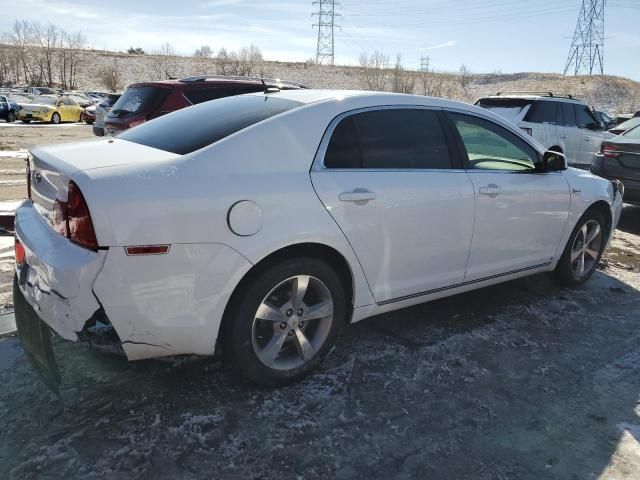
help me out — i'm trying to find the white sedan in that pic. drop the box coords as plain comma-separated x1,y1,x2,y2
14,90,624,386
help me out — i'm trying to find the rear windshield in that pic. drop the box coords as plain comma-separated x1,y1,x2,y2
118,95,304,155
617,117,640,132
109,86,169,118
624,125,640,140
476,98,533,122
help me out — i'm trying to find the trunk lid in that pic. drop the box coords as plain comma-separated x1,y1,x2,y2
29,139,180,227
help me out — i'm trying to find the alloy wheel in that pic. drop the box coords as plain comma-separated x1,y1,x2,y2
251,275,334,371
570,219,603,277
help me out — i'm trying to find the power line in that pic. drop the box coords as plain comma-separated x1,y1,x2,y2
313,1,341,65
564,0,606,76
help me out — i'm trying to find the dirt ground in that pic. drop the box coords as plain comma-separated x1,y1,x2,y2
0,124,639,480
0,122,95,201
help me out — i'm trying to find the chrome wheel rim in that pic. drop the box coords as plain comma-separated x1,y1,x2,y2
252,275,334,371
571,219,603,277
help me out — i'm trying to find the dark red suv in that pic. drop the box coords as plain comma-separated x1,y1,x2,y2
104,76,306,136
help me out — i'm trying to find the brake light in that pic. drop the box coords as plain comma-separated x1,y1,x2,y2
601,143,620,158
67,181,98,250
15,238,25,266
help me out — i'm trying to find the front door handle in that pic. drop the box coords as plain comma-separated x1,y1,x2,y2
339,189,377,204
559,134,567,139
584,137,592,142
478,184,502,198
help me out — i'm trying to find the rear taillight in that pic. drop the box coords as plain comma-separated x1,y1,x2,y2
601,143,621,158
67,181,98,250
51,181,98,250
15,238,25,266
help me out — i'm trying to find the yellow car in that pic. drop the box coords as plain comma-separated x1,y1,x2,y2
18,95,84,124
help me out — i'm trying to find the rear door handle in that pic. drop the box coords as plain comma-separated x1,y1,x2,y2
584,137,591,142
478,184,502,198
339,189,377,203
559,135,567,139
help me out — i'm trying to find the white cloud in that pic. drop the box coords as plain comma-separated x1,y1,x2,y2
420,40,456,51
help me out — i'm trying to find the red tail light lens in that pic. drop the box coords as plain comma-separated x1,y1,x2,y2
602,143,620,158
15,238,25,266
67,181,98,250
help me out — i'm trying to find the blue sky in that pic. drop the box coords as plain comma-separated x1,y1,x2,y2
1,0,639,79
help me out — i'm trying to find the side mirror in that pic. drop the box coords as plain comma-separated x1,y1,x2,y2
543,150,568,171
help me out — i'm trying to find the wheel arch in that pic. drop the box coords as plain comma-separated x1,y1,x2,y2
584,200,613,238
222,242,356,331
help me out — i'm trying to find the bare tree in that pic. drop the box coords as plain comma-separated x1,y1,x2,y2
391,54,415,94
458,64,471,90
32,22,58,86
194,45,213,58
359,50,390,91
216,45,263,76
150,42,178,79
98,60,122,92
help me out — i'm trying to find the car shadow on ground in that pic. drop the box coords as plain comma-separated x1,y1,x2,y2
618,204,640,235
2,263,640,479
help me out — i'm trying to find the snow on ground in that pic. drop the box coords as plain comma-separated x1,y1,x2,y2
0,207,638,480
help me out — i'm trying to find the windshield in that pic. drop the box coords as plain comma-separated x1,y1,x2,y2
109,86,169,117
118,95,303,155
624,125,640,140
476,98,533,122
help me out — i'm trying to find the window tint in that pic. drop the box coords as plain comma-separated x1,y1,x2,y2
623,125,640,140
575,105,597,129
183,88,237,105
449,113,537,171
324,109,452,169
560,103,576,127
118,95,303,155
525,100,557,124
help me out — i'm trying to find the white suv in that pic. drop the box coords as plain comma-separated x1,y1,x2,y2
476,93,614,168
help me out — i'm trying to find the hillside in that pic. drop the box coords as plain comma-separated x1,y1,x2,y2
11,47,640,113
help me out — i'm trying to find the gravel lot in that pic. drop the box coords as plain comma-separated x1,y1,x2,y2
0,123,639,480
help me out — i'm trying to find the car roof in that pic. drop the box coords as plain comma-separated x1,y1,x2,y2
126,76,306,89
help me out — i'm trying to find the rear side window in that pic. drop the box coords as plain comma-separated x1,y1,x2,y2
118,95,303,155
110,86,169,118
324,109,452,169
561,103,576,127
525,101,557,124
183,87,237,105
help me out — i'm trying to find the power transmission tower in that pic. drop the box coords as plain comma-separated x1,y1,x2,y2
419,55,430,72
563,0,606,76
312,1,340,65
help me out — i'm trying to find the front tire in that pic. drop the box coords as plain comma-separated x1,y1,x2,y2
555,209,607,286
223,258,346,386
7,111,15,123
51,112,61,124
21,119,31,124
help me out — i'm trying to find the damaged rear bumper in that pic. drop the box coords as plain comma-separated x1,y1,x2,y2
15,201,107,340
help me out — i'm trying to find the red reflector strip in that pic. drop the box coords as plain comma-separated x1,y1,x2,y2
125,245,170,256
15,238,26,265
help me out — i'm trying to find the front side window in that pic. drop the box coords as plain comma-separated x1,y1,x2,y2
575,105,598,129
324,108,452,169
449,113,537,171
525,100,558,124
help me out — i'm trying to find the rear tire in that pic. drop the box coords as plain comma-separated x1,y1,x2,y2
51,112,61,124
554,209,607,286
21,119,31,124
223,257,346,386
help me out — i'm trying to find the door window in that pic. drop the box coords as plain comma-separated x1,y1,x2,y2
575,105,599,130
561,103,576,127
183,88,237,105
449,113,538,171
324,109,452,169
